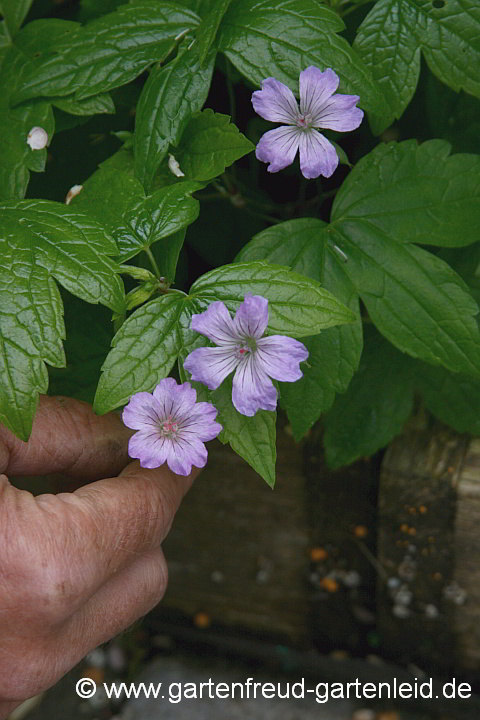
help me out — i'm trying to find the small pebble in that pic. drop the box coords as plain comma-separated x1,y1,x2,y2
392,604,410,619
425,604,439,619
85,648,105,669
211,570,225,584
352,710,375,720
343,570,361,588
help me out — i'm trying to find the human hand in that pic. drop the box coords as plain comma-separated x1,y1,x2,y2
0,396,196,718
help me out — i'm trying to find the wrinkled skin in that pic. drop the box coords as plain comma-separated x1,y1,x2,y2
0,396,196,718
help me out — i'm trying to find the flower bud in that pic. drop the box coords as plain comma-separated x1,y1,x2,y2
65,184,83,205
26,126,48,150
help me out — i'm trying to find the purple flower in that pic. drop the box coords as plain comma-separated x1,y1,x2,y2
252,66,363,179
183,294,309,417
122,377,222,476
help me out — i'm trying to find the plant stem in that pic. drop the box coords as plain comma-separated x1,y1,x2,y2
145,247,162,280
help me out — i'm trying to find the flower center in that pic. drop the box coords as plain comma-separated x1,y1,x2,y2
296,113,313,129
161,414,179,437
235,337,256,359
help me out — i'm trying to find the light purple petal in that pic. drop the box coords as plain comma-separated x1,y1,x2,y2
232,356,278,416
165,437,206,476
256,335,309,382
314,93,364,131
234,294,268,339
299,67,339,118
153,378,197,422
298,130,339,179
128,431,169,469
183,346,238,390
122,392,162,431
252,77,299,124
190,301,238,345
182,403,223,441
256,126,301,173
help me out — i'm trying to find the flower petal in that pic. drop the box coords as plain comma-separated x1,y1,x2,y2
128,431,169,469
234,294,268,339
182,403,223,441
298,130,339,179
256,335,309,381
191,300,238,345
256,126,301,174
314,93,364,131
183,346,238,390
153,378,197,422
122,391,162,431
251,77,299,124
299,67,339,118
232,356,278,416
166,437,207,476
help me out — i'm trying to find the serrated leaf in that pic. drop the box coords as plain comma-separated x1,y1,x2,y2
0,200,125,439
323,326,414,468
332,139,480,248
354,0,480,122
236,218,362,438
94,292,187,413
195,0,232,63
218,0,392,134
416,363,480,435
213,377,277,486
0,0,33,38
191,260,355,337
134,42,215,191
330,222,480,377
0,46,54,199
52,93,115,116
115,181,201,261
171,109,254,181
15,1,201,103
70,168,145,233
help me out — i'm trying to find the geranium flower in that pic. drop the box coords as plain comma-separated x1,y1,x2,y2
123,377,222,476
183,294,308,417
252,66,363,179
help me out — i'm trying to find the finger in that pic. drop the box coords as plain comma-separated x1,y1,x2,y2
0,395,132,481
2,462,197,620
6,548,168,703
67,546,168,657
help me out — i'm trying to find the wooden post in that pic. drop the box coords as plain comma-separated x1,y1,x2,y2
377,420,480,672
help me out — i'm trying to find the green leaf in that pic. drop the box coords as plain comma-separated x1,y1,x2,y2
190,260,356,337
332,139,480,248
69,168,145,233
51,93,115,117
94,292,186,413
195,0,233,63
212,377,277,486
330,223,480,377
15,1,201,103
416,363,480,435
0,0,33,38
236,218,363,439
114,181,202,261
0,46,54,199
134,42,215,191
0,200,125,439
171,109,254,181
218,0,392,134
323,326,414,468
354,0,480,122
